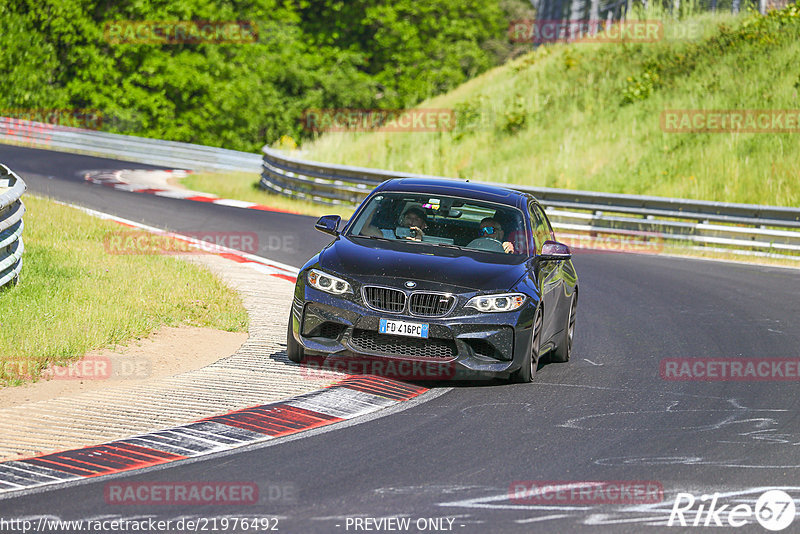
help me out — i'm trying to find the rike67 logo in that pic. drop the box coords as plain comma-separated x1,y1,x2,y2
668,490,796,531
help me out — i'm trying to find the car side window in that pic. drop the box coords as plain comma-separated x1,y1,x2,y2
535,204,555,241
528,202,543,253
528,203,551,253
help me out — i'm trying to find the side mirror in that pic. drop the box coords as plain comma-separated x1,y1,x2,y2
315,215,341,236
539,240,572,261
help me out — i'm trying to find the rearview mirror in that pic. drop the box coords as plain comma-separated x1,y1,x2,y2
315,215,341,236
539,240,572,261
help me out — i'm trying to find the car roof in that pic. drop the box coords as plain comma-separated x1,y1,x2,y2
374,178,530,208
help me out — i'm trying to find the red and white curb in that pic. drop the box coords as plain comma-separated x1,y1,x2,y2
83,169,300,214
61,201,300,283
0,376,428,495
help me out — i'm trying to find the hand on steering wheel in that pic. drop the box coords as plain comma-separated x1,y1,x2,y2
466,236,505,253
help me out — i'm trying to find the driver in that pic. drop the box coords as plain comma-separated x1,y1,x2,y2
479,218,515,254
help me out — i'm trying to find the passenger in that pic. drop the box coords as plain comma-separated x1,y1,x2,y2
399,207,427,241
360,206,428,241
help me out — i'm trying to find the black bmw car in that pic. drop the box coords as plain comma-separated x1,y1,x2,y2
287,178,578,382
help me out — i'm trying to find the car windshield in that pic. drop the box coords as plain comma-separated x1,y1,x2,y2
346,192,529,255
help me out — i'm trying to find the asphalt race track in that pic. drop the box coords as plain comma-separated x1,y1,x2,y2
2,144,800,533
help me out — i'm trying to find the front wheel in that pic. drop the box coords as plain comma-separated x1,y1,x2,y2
550,295,576,363
512,307,542,383
286,317,305,363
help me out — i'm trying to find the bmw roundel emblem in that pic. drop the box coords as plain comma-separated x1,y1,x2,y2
405,281,417,289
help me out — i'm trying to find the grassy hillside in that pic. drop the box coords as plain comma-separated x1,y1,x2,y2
301,5,800,207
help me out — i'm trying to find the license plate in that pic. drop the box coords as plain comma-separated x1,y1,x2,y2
379,318,429,338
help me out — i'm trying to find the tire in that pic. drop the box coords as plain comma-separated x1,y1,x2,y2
286,317,305,363
512,307,542,383
550,295,577,363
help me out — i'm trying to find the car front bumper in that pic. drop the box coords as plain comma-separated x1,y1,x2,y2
291,286,537,381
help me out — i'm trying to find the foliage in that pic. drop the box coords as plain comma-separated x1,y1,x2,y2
621,71,661,104
0,0,525,152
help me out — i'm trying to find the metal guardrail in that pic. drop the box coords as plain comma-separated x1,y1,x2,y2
0,117,262,173
261,146,800,257
0,164,25,289
0,114,795,259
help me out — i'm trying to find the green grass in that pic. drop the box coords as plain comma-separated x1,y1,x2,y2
0,195,248,386
299,5,800,207
181,172,354,218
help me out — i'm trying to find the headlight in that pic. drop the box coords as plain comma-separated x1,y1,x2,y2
466,293,526,313
307,269,352,295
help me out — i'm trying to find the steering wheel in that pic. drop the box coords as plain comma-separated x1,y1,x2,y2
466,236,505,252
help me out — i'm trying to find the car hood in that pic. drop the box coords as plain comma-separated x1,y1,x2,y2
318,236,528,292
